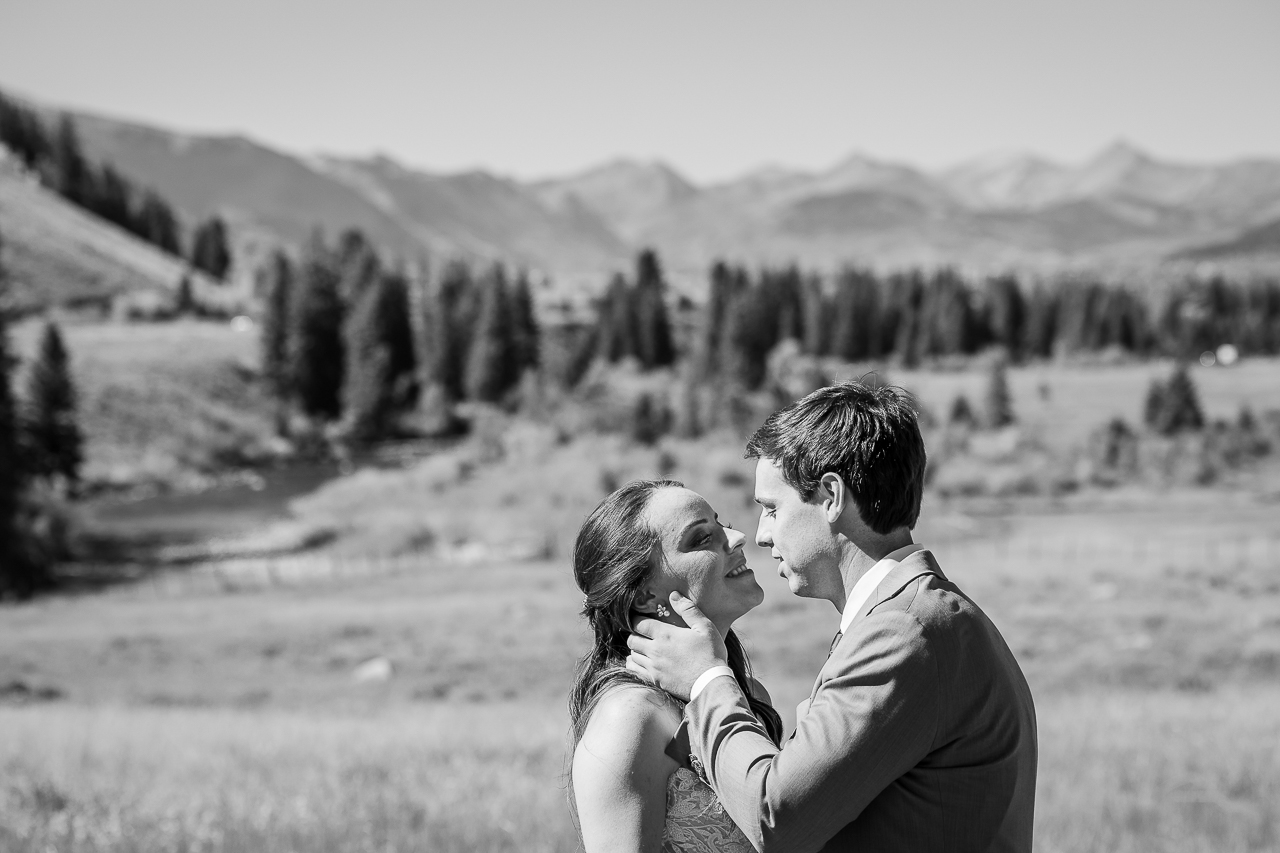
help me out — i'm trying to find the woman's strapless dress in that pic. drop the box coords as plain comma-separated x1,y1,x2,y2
661,723,754,853
662,767,754,852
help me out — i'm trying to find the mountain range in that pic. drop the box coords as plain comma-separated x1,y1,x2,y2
16,98,1280,296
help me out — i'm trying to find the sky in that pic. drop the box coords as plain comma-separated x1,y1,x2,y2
1,0,1278,183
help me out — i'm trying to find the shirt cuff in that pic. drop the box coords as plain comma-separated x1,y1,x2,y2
689,665,736,702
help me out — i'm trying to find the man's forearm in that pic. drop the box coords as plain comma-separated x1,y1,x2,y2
685,615,939,852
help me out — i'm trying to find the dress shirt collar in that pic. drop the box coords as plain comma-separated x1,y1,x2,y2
838,542,924,635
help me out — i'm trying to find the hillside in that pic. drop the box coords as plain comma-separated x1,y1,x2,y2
1178,215,1280,260
0,148,222,311
48,100,1280,287
68,113,629,288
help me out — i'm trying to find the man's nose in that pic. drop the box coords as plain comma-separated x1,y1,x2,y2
755,511,771,548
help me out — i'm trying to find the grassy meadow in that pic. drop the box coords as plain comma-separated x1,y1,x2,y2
3,340,1280,852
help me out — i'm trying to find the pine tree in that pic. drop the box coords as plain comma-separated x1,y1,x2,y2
175,274,195,316
1152,364,1204,435
800,273,828,357
949,394,977,429
465,264,519,403
918,269,977,358
510,269,540,372
984,274,1025,359
888,270,925,366
0,310,26,594
0,92,52,170
1055,281,1102,354
52,115,94,208
335,229,381,305
22,322,83,489
258,251,293,429
693,261,735,378
427,261,481,401
717,287,762,389
134,192,182,256
374,272,416,392
631,392,667,446
984,359,1016,428
1143,378,1165,430
190,216,232,281
341,271,416,440
342,279,394,441
0,226,40,595
1022,286,1058,359
288,233,345,420
764,265,806,345
95,165,134,231
633,249,675,369
597,272,637,364
830,267,882,362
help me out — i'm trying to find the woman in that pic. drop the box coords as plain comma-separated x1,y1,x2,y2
569,479,783,853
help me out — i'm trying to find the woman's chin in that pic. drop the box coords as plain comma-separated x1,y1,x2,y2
732,589,766,621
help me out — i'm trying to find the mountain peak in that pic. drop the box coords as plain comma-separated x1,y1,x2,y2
1087,140,1151,171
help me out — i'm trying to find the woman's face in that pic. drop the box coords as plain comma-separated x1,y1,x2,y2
641,487,764,631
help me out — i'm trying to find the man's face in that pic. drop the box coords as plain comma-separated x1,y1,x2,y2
752,458,842,601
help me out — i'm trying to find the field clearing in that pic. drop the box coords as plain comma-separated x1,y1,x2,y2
3,324,1279,850
3,488,1280,851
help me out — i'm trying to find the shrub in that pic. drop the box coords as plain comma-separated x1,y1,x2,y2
949,394,978,429
985,359,1016,428
1149,364,1204,436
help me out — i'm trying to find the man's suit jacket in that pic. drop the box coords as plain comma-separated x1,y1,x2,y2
686,549,1038,852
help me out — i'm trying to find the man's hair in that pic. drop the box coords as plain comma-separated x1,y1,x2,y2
745,380,926,534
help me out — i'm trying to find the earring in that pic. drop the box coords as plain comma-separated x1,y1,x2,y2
656,603,671,618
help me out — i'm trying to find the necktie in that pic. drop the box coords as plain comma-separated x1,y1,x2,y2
828,630,843,657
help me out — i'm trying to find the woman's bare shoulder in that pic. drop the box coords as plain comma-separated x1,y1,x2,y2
574,684,681,769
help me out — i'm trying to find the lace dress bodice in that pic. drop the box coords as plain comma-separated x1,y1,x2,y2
662,767,754,853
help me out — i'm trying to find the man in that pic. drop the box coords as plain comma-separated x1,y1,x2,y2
627,381,1038,852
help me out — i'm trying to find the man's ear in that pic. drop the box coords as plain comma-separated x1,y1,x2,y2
818,472,847,523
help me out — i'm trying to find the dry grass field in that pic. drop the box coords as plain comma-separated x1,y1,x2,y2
5,466,1280,850
2,336,1279,851
2,494,1279,852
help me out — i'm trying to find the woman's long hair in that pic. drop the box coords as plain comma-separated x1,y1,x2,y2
568,479,783,749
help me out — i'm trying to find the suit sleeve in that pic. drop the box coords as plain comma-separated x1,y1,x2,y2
685,610,939,853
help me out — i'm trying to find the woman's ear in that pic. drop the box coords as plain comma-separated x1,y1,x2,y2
818,472,847,523
632,585,660,615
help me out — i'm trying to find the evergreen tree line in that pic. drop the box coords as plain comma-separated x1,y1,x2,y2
258,230,539,441
593,249,677,370
0,226,85,596
0,91,231,280
683,262,1280,390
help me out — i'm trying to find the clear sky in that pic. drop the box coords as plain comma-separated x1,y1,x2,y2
1,0,1277,183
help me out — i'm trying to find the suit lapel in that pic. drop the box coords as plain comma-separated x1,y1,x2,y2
802,551,942,709
855,549,944,623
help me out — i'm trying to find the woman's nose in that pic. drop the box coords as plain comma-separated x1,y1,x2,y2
726,526,747,550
